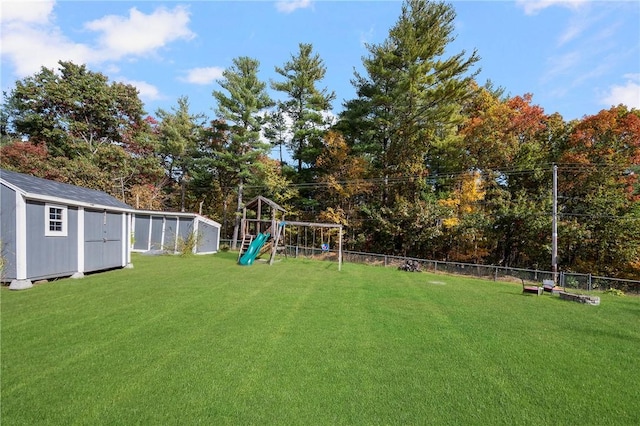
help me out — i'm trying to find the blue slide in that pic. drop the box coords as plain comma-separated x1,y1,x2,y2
238,232,270,266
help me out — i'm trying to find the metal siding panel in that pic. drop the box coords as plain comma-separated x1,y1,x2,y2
133,215,150,250
197,221,219,253
149,217,164,250
1,184,17,280
26,202,78,280
178,218,193,242
164,217,178,251
104,212,122,241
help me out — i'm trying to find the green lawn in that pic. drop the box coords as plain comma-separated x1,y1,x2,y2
2,252,639,425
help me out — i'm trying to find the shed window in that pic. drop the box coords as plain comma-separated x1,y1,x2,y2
45,204,67,237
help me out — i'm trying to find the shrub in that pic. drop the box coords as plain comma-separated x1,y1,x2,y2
604,288,625,297
175,231,199,256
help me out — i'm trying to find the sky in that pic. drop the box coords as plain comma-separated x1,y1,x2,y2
1,0,639,123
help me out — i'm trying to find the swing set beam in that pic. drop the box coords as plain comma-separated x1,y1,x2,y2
275,221,343,271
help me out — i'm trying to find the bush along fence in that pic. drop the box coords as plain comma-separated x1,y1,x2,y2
219,240,640,294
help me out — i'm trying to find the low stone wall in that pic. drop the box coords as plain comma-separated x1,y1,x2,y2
558,291,600,306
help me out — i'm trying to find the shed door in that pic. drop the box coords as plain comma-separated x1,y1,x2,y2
85,210,123,272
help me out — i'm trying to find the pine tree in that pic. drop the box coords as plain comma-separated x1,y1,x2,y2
156,96,205,212
271,43,335,175
337,0,479,258
341,0,479,204
212,57,273,248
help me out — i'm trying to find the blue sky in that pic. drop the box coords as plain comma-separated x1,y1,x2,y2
1,0,639,123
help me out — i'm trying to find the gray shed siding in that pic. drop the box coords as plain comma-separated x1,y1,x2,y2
150,216,164,250
84,210,124,272
26,201,78,280
130,212,219,254
1,169,133,284
164,217,179,251
133,215,150,251
178,217,194,242
1,184,17,280
197,221,219,253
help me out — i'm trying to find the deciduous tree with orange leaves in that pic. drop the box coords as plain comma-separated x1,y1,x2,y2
558,105,640,277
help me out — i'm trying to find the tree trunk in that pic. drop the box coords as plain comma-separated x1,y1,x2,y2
222,197,228,239
231,180,244,250
180,178,186,212
297,154,303,174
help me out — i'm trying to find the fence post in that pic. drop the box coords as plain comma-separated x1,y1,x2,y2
588,274,592,291
494,267,498,281
384,255,388,267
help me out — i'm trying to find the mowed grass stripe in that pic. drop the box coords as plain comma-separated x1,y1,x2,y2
2,252,639,425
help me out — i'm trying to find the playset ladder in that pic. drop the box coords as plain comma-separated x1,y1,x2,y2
238,234,254,260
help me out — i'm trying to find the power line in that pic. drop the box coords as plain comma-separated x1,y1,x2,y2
560,213,640,221
241,167,552,191
191,162,636,193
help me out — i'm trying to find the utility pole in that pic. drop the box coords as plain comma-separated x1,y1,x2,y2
552,164,558,283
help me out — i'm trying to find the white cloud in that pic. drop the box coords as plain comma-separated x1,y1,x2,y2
118,79,163,102
591,20,622,44
1,3,196,80
601,74,640,109
360,27,375,47
84,6,195,60
0,0,55,24
572,61,612,87
516,0,588,16
542,51,581,83
557,15,589,46
1,22,95,77
275,0,313,14
180,67,225,85
0,0,93,77
103,64,121,75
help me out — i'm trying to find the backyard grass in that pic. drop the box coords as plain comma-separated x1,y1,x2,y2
2,252,639,425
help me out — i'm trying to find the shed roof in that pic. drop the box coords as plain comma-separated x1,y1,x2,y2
0,168,132,210
134,209,222,228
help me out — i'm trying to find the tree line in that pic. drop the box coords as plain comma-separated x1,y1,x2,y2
2,0,638,279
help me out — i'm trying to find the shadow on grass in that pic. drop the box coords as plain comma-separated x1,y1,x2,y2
563,323,640,343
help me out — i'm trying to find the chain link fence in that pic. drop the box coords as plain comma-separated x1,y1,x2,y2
220,239,640,294
559,272,640,294
341,250,640,294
